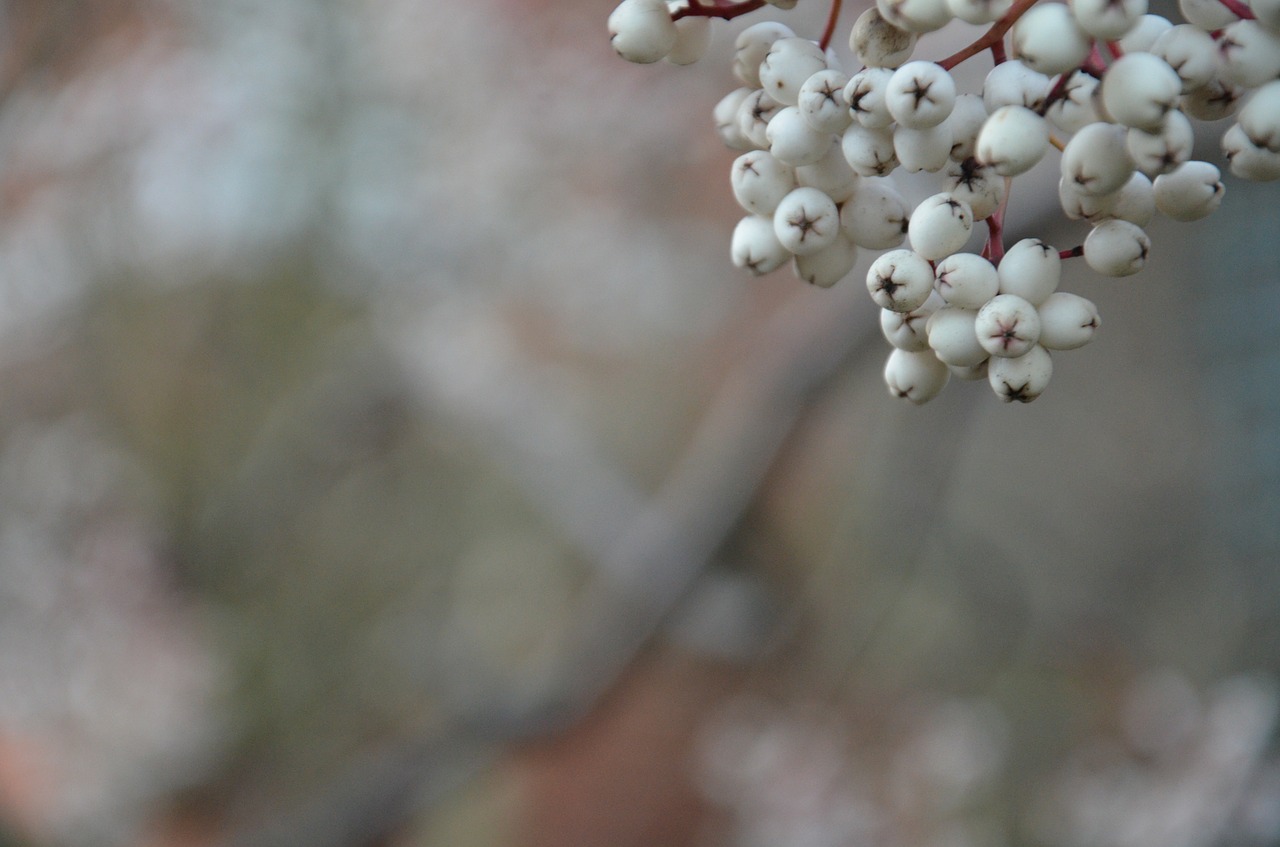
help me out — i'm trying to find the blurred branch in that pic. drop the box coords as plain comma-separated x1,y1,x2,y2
225,281,881,847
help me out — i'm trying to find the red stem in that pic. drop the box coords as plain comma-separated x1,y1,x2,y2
986,177,1013,265
1104,40,1124,59
938,0,1039,71
1059,245,1084,260
1216,0,1256,18
1037,70,1075,116
672,0,767,21
819,0,844,52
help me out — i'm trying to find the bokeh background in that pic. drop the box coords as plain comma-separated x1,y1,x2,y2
0,0,1276,845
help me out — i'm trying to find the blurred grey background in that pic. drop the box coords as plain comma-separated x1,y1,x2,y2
0,1,1275,846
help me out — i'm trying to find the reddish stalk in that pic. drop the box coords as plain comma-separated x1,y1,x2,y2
985,177,1014,264
990,39,1008,65
1037,70,1075,116
1059,245,1084,260
1082,43,1109,76
819,0,844,51
1216,0,1256,18
938,0,1039,71
1104,40,1124,59
673,0,767,21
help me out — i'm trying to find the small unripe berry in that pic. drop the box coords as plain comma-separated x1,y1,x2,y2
842,123,899,176
881,292,943,351
945,158,1005,220
1125,110,1194,177
982,60,1052,113
841,177,911,248
715,88,756,151
1182,79,1244,122
799,70,854,133
845,68,896,128
1150,25,1219,93
767,106,836,166
1238,81,1280,154
737,89,784,149
1217,21,1280,88
731,150,797,215
894,122,953,173
1045,72,1101,134
1223,123,1280,181
1062,122,1135,196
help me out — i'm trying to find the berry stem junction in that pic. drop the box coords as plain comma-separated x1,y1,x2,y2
938,0,1040,70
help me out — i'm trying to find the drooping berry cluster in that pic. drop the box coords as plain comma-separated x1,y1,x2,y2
607,0,1280,403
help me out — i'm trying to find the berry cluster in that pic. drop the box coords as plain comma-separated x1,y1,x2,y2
607,0,1280,403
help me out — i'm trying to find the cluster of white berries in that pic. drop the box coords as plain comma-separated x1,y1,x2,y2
607,0,1280,403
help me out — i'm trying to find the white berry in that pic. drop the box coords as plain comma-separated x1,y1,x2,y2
885,348,951,403
976,293,1042,358
1070,0,1147,40
908,193,974,260
945,158,1006,220
842,123,899,176
773,186,841,255
732,215,791,275
1125,110,1194,177
759,38,829,107
886,61,958,129
867,249,936,311
1011,3,1092,75
794,234,860,287
927,306,990,367
841,177,911,248
731,150,798,215
666,15,712,65
799,70,854,133
1084,219,1151,276
1223,123,1280,181
850,7,918,68
845,67,896,128
975,105,1051,177
1061,122,1135,196
895,122,953,173
1037,292,1100,350
988,345,1053,402
882,292,943,351
608,0,677,64
1152,160,1225,221
767,106,837,166
935,251,1000,308
734,21,796,88
997,238,1060,305
1101,53,1183,132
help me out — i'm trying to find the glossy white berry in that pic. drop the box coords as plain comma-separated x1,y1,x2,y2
1118,13,1173,53
841,177,910,248
935,251,999,308
737,89,784,149
976,294,1042,358
773,186,840,255
795,143,860,203
1011,3,1092,75
1058,176,1121,221
1150,25,1219,94
1106,172,1157,226
982,60,1052,113
988,345,1052,402
715,88,756,150
767,106,836,166
1178,0,1241,31
1069,0,1147,40
882,292,943,351
732,215,791,275
1037,292,1100,350
945,158,1005,220
1238,81,1280,153
1152,160,1225,220
845,68,896,129
876,0,954,34
1125,110,1194,177
666,15,712,65
734,21,796,88
608,0,677,64
894,123,953,172
1084,219,1151,276
1101,53,1182,131
908,193,974,260
884,348,951,403
886,61,957,129
799,70,854,133
850,8,918,68
1045,72,1101,134
731,150,798,215
759,38,829,107
947,0,1013,25
842,123,899,176
867,249,936,311
975,105,1050,177
997,238,1060,305
1217,21,1280,88
794,234,860,287
1062,122,1135,196
927,306,989,366
1223,123,1280,181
